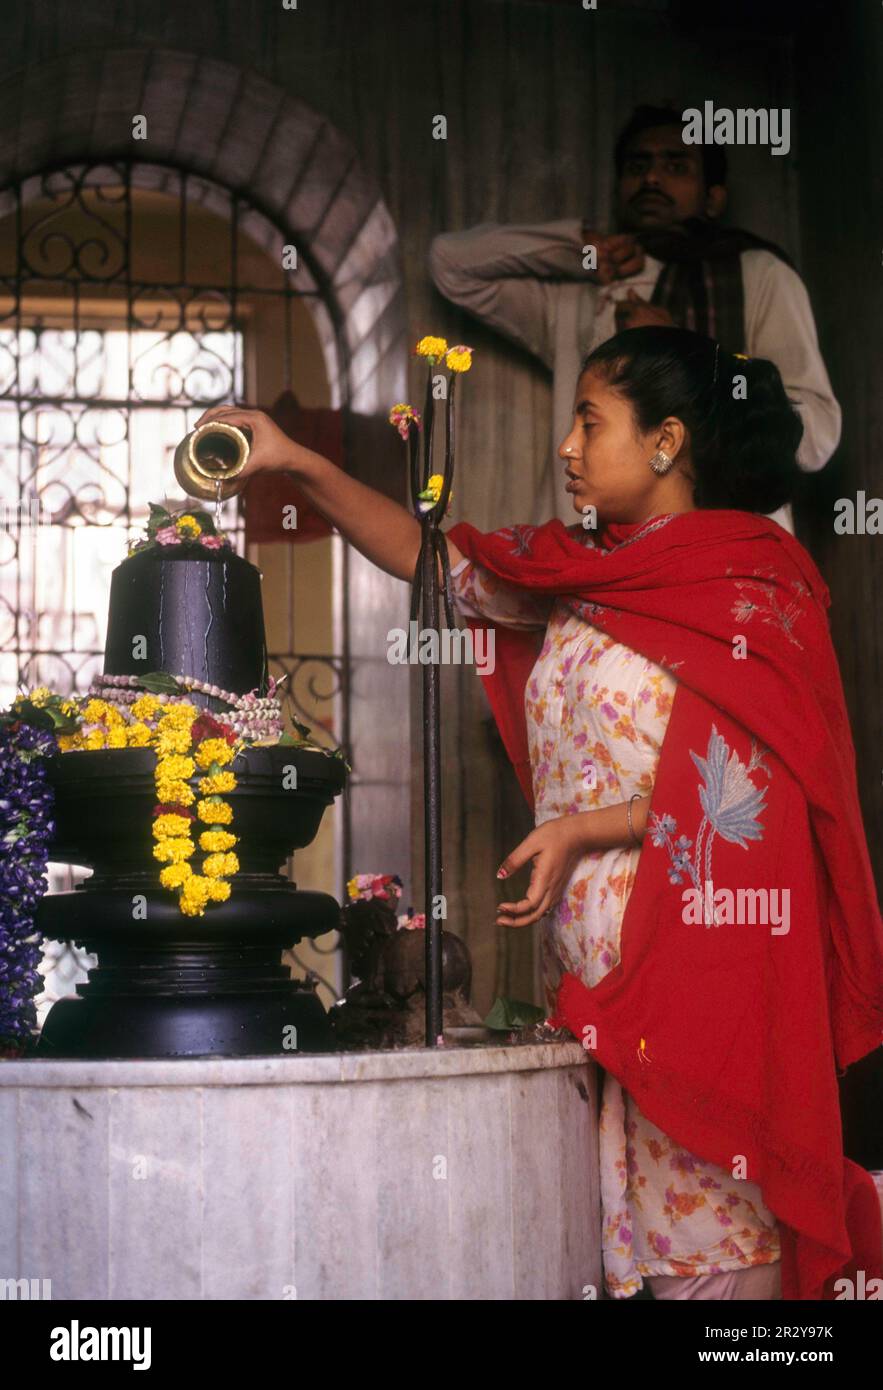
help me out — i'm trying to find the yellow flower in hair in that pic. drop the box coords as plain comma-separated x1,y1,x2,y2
195,738,234,769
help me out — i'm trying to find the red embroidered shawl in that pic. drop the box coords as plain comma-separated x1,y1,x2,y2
447,509,883,1300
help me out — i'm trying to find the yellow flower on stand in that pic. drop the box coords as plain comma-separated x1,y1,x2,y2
415,335,448,363
418,473,445,504
197,798,233,824
83,729,106,751
28,686,52,707
206,879,231,903
175,514,202,540
106,727,127,749
445,344,474,373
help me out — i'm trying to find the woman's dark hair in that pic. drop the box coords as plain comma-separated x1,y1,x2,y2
580,326,804,514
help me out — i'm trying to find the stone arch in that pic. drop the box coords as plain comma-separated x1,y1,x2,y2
0,45,407,413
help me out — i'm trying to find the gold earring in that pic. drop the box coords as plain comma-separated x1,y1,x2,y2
649,449,674,476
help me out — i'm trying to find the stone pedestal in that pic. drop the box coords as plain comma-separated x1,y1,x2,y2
0,1042,601,1300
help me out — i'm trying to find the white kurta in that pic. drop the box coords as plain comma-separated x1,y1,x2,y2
450,551,781,1297
431,219,841,532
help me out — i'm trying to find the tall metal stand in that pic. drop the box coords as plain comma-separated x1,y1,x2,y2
405,369,458,1047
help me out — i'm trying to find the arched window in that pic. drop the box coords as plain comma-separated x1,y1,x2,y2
0,160,349,1015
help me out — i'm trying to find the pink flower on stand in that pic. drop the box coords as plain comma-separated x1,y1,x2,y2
397,911,426,931
155,526,180,546
200,534,225,550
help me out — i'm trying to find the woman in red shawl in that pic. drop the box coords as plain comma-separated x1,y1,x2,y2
198,326,883,1302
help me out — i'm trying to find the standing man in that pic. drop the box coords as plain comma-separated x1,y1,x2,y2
429,105,840,531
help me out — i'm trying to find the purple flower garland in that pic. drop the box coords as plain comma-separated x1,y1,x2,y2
0,722,56,1053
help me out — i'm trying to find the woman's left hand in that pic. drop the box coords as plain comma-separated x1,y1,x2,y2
495,817,587,928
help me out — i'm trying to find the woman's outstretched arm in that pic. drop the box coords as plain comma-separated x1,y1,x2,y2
193,406,464,581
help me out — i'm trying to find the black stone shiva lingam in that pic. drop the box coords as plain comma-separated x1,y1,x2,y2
36,488,346,1059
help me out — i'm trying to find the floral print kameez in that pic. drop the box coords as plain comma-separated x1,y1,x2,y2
450,553,781,1298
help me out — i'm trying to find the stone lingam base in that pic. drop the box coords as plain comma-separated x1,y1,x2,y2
0,1042,601,1301
36,745,346,1059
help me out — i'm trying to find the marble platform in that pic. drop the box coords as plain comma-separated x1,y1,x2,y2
0,1041,601,1301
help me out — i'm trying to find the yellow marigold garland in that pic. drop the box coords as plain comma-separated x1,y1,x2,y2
37,688,256,916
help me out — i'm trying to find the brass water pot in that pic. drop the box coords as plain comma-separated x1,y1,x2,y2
173,421,252,501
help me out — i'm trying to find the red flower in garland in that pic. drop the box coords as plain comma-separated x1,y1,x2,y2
153,802,196,821
190,713,236,746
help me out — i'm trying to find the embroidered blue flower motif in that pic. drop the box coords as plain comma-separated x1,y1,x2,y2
648,729,771,895
689,725,767,849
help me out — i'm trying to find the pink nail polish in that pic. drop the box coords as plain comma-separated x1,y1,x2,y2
497,868,507,878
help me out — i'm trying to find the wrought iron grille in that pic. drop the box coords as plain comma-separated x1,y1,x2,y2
0,160,350,1013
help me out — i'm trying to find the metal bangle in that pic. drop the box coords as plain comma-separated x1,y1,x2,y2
626,792,642,847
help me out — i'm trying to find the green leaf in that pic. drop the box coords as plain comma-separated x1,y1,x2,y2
138,671,180,694
188,509,215,534
483,996,546,1031
146,503,171,538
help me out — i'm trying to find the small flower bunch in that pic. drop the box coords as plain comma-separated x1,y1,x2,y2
128,502,229,558
396,910,426,931
388,403,422,441
151,708,240,916
345,873,403,904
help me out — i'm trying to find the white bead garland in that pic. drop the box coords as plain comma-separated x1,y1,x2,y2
89,671,284,741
